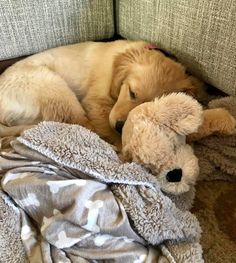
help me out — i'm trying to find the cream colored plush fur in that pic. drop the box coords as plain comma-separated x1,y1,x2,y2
121,93,203,194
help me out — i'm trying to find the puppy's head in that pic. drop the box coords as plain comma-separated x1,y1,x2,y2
109,46,202,134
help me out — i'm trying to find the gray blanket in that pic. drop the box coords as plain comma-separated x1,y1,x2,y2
0,122,202,263
194,96,236,182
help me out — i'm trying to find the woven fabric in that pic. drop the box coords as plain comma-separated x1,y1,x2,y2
0,0,114,59
116,0,236,96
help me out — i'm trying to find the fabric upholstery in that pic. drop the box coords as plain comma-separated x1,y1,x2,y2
116,0,236,96
0,0,114,59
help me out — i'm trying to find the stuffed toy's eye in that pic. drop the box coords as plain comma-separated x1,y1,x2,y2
129,87,136,99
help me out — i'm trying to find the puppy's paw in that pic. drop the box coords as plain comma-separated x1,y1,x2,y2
187,108,236,142
209,108,236,135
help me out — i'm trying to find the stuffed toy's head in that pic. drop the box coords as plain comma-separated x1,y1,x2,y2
122,93,203,195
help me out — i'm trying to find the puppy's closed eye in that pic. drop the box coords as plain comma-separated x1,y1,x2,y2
129,87,137,99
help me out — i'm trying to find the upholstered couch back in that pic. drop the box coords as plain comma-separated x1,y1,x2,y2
0,0,114,59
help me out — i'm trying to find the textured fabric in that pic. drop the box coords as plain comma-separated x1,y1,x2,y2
1,156,150,262
192,181,236,263
195,96,236,182
0,190,27,263
192,96,236,262
0,121,203,262
0,0,114,60
116,0,236,96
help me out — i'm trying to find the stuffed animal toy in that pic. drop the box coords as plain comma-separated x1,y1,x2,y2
121,93,203,195
121,92,236,195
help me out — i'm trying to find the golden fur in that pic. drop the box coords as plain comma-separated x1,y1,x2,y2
187,108,236,142
0,40,207,148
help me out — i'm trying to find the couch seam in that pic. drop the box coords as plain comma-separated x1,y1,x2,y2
112,0,118,35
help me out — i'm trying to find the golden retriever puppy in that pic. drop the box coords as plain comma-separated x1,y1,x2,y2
0,40,204,149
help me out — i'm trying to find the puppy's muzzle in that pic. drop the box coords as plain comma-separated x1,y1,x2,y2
166,168,182,182
115,121,125,134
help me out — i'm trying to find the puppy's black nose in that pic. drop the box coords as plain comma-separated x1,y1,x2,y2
166,169,182,182
115,121,124,134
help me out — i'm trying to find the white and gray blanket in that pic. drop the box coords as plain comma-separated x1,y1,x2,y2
0,122,203,263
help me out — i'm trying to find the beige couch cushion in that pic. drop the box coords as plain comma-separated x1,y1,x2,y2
116,0,236,96
0,0,114,60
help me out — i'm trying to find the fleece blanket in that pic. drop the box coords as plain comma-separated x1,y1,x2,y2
0,122,202,263
194,96,236,182
1,96,236,263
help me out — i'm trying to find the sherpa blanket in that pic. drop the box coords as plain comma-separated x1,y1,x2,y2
0,122,203,263
194,96,236,182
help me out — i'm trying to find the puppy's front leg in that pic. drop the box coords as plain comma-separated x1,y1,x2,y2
187,108,236,142
82,97,122,148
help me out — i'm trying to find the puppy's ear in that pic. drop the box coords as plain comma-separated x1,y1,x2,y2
183,75,207,103
110,51,132,99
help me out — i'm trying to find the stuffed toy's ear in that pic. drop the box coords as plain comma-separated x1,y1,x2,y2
153,93,203,135
122,118,172,166
122,114,151,163
121,116,154,163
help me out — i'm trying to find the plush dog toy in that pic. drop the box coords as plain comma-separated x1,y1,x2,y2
121,93,203,195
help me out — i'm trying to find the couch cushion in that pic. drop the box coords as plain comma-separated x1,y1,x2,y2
116,0,236,96
0,0,114,60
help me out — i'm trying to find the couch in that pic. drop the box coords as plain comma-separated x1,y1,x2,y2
0,0,235,96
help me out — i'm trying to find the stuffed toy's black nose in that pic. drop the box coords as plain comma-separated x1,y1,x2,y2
166,169,182,182
115,121,124,134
